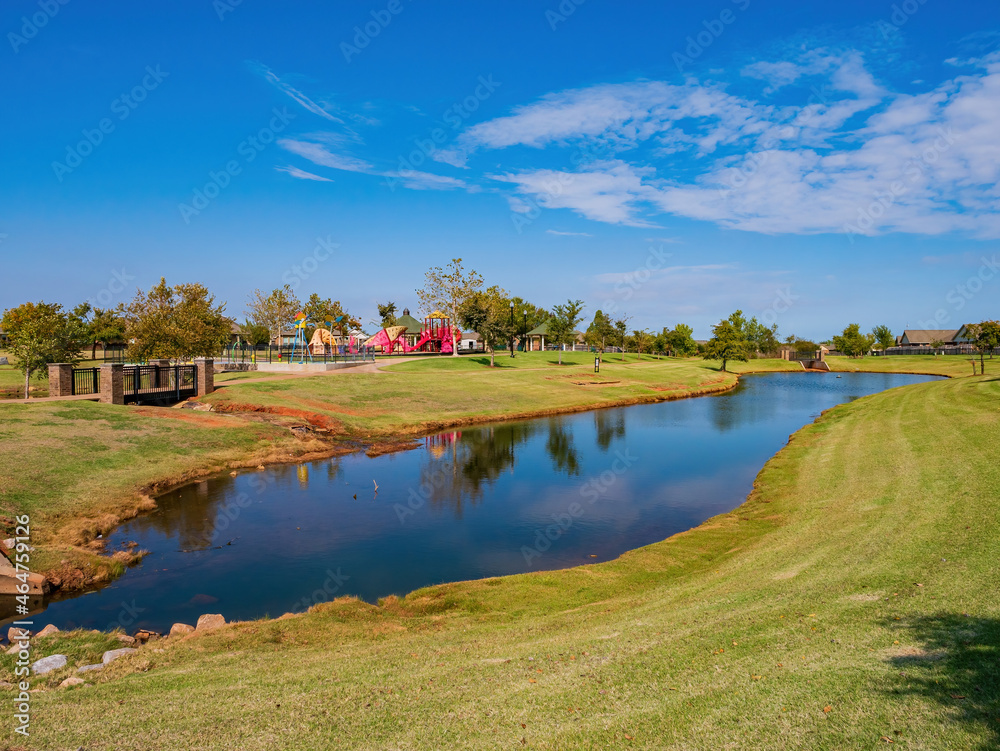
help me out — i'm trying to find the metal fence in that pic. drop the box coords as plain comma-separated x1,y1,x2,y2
214,344,378,365
71,367,100,396
879,345,1000,356
123,364,196,404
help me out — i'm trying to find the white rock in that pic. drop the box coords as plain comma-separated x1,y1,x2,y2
101,647,137,665
59,676,85,688
31,654,67,675
77,663,103,673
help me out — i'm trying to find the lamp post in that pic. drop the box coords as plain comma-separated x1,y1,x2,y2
509,301,515,357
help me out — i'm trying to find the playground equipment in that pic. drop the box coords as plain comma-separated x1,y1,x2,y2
363,325,408,353
404,311,459,353
288,312,312,364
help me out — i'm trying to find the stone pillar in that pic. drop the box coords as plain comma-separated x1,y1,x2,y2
100,364,124,405
48,364,74,397
194,358,214,396
151,359,171,387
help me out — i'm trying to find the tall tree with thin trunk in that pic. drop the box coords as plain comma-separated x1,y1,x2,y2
548,299,585,365
247,285,301,346
703,313,750,372
416,258,483,357
872,324,895,354
966,321,1000,374
613,315,631,361
2,302,87,399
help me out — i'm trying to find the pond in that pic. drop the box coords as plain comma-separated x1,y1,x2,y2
22,371,940,633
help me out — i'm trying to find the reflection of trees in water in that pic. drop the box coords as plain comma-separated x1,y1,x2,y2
138,463,337,551
545,418,580,476
418,422,538,518
594,410,626,451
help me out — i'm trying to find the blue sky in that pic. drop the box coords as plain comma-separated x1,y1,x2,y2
2,0,998,339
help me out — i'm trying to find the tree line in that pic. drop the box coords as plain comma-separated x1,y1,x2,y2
2,260,998,397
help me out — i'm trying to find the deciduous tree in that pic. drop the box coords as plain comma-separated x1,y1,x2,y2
872,324,895,354
966,320,1000,374
1,302,87,399
247,285,301,346
703,312,750,372
416,258,483,357
832,323,875,358
459,286,513,367
125,279,230,361
548,299,585,365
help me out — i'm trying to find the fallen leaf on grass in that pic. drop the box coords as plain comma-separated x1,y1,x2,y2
823,706,832,713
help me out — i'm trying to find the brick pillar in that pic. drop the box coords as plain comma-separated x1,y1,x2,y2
48,364,74,397
151,359,171,387
194,358,214,396
100,364,124,405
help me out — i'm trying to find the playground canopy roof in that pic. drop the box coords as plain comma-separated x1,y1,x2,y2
396,313,423,334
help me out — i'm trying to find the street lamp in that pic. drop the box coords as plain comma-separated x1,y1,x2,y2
510,301,515,357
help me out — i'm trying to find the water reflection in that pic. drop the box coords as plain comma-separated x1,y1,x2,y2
21,372,942,633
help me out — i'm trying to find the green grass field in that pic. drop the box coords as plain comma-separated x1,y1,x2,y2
14,370,998,749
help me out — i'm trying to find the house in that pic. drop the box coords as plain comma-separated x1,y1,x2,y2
898,329,962,346
460,331,483,351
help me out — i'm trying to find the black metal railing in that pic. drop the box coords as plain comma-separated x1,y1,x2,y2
214,344,378,365
123,364,197,404
71,367,100,396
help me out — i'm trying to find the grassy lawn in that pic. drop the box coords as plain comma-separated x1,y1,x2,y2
828,354,983,377
204,356,743,440
17,372,999,749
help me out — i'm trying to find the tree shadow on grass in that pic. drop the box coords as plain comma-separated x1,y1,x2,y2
886,613,1000,750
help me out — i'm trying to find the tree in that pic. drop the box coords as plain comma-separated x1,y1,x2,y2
548,299,585,365
613,315,632,361
703,313,750,372
832,323,875,358
237,321,270,347
966,321,1000,374
376,301,398,328
745,317,780,357
632,329,653,359
459,286,514,367
585,310,615,353
929,338,945,356
124,278,230,361
416,258,483,357
1,302,87,399
663,323,697,356
247,285,301,346
872,324,895,354
303,294,359,340
71,303,127,359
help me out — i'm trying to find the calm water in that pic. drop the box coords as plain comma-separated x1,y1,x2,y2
22,371,939,633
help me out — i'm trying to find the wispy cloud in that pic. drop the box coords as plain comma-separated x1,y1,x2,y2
546,229,593,236
276,165,334,182
455,50,1000,238
246,61,343,122
278,138,375,174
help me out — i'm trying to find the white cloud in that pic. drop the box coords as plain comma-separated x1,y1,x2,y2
277,139,376,174
546,230,593,237
455,50,1000,238
247,62,344,123
276,165,334,182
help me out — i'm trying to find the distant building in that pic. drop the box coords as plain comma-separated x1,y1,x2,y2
460,331,483,351
395,308,424,349
898,329,963,346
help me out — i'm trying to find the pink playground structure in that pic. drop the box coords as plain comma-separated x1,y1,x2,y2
406,311,459,353
363,311,461,354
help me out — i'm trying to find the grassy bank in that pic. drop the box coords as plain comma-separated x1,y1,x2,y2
202,354,749,440
16,371,998,749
